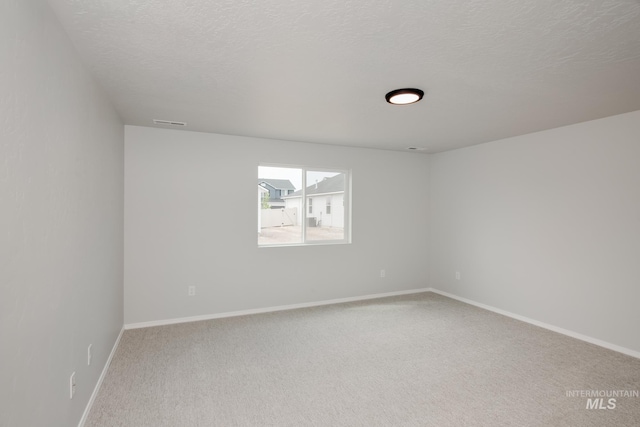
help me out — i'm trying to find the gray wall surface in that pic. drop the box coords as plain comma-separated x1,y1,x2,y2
428,110,640,353
0,1,124,426
3,2,639,423
124,126,430,324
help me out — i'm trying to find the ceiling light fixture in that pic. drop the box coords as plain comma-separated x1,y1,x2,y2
385,88,424,105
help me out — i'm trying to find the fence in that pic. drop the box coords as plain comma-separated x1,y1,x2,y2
260,208,298,228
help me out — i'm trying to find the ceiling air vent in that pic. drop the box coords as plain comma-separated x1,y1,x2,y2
153,119,187,126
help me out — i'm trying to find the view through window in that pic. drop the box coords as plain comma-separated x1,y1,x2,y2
258,165,349,246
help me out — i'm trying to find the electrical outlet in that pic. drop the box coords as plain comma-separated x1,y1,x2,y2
380,269,386,278
87,344,92,366
70,372,76,399
188,286,196,296
455,271,461,280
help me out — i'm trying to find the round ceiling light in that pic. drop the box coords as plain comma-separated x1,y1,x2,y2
385,88,424,105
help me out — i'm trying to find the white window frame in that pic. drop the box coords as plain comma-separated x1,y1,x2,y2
258,163,351,247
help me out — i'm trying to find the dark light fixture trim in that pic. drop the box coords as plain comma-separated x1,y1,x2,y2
385,88,424,105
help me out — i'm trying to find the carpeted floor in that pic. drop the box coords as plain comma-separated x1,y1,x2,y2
86,292,640,426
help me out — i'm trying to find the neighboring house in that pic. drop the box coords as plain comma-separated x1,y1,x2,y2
258,179,296,209
258,185,269,232
283,174,345,228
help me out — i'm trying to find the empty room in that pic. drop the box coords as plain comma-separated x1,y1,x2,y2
2,1,640,426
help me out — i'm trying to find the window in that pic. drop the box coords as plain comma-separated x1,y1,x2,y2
258,165,350,246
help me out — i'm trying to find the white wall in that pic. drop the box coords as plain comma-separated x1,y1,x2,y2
284,194,345,228
429,110,640,353
0,1,124,426
125,126,429,324
311,194,345,228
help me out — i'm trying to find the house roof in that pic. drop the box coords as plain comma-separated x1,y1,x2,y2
284,174,344,198
258,179,295,191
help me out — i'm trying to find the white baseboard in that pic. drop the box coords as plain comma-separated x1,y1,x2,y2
78,326,125,427
124,287,431,330
429,288,640,360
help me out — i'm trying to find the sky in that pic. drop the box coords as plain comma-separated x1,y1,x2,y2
258,166,340,191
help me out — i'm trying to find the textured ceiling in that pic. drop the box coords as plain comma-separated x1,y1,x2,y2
46,0,640,153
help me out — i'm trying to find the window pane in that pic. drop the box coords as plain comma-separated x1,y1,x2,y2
258,166,302,245
305,171,345,241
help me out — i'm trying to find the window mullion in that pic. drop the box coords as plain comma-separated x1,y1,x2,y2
301,169,307,244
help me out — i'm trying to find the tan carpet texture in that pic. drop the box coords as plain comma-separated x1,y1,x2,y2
86,292,640,426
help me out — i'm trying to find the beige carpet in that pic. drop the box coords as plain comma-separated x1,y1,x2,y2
86,292,640,426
